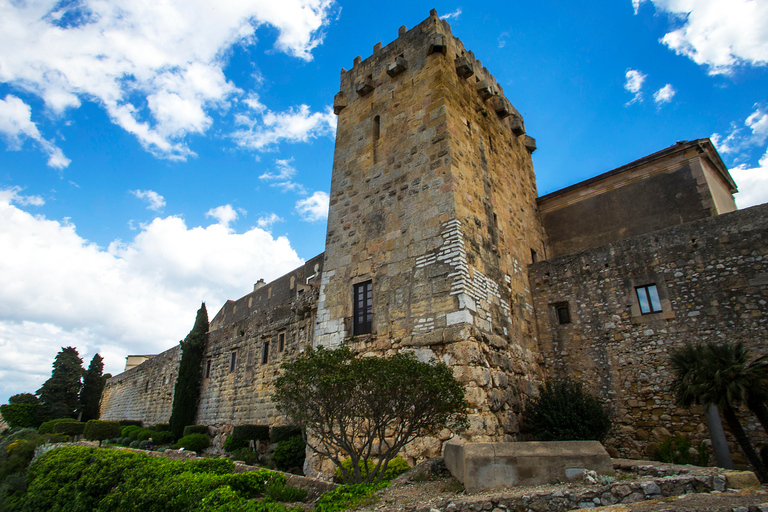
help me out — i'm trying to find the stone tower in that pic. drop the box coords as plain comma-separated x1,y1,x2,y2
314,10,547,444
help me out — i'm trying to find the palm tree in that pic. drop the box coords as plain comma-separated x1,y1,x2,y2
670,341,768,482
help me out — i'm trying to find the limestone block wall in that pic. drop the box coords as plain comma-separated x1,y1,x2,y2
100,344,179,425
529,203,768,460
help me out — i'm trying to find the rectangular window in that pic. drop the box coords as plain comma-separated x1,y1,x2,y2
555,302,571,325
229,351,237,373
636,284,662,314
261,341,270,365
205,359,212,379
278,331,285,352
353,280,373,335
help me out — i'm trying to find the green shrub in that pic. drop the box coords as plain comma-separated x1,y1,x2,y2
120,436,132,445
121,425,141,437
183,425,209,437
138,440,149,450
129,440,140,448
175,433,210,452
83,420,122,446
520,378,612,442
334,457,409,484
272,435,305,471
229,448,259,465
232,424,270,442
151,423,171,432
0,404,40,428
270,426,302,444
118,420,143,427
38,418,77,435
133,428,156,441
653,436,709,466
223,436,249,452
315,482,389,512
265,478,308,502
150,431,175,445
51,421,85,436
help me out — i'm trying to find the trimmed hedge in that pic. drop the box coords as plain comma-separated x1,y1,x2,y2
272,435,305,471
51,421,85,436
151,423,171,432
83,420,121,445
118,420,143,427
38,418,78,434
182,425,209,437
121,425,141,437
175,433,210,452
270,426,302,444
223,436,249,452
232,424,269,442
0,403,40,428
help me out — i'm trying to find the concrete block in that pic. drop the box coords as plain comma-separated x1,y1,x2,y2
444,440,614,493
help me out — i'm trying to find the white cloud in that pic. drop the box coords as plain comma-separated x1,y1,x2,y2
712,105,768,155
296,191,329,222
257,213,283,229
0,95,70,169
0,0,337,162
633,0,645,15
232,105,336,151
0,187,44,207
205,205,240,227
260,158,297,181
624,69,646,105
731,151,768,208
653,84,676,105
131,189,166,211
0,195,303,401
442,8,463,20
637,0,768,75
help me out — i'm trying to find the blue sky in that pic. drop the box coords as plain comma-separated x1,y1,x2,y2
0,0,766,405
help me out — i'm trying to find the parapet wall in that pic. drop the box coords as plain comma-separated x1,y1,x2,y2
529,203,768,461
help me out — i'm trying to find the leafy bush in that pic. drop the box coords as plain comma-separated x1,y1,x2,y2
265,478,307,502
8,394,38,405
314,482,389,512
270,426,302,444
232,425,270,442
118,420,143,427
175,433,210,452
120,437,132,445
138,440,149,450
334,457,409,484
133,428,156,441
51,421,85,436
272,435,305,472
183,425,209,437
0,404,40,429
121,425,141,437
653,436,709,466
520,378,612,442
150,431,175,445
223,436,249,452
129,440,140,448
152,423,171,432
14,446,303,511
228,448,259,466
38,418,78,435
84,420,122,446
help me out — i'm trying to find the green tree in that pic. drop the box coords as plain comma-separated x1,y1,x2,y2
273,346,468,484
36,347,83,420
169,303,209,439
520,377,612,442
79,353,105,422
8,393,38,405
670,341,768,481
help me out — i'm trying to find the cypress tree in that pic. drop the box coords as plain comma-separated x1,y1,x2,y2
169,303,209,439
79,353,105,422
37,347,84,420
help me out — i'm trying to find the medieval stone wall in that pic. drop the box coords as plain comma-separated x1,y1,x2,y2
529,203,768,461
100,344,179,425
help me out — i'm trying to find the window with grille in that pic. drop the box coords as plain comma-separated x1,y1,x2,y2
353,280,373,335
636,284,662,314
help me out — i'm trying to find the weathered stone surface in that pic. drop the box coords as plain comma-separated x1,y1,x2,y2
725,471,761,489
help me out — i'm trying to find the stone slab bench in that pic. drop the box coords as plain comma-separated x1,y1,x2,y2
444,440,614,492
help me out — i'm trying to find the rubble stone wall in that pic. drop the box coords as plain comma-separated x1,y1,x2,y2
529,203,768,460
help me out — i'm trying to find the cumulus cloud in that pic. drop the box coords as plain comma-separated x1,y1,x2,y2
256,213,283,229
730,154,768,209
653,84,676,105
0,95,70,169
131,190,166,211
0,194,303,400
0,187,44,207
205,205,240,228
624,69,646,105
0,0,337,162
635,0,768,75
232,105,336,151
296,191,329,222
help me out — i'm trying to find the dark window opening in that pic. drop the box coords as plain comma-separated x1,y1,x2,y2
636,284,662,314
229,351,237,372
145,381,149,393
531,249,538,263
353,280,373,335
278,331,285,352
555,303,571,325
205,359,212,379
261,341,270,365
373,115,380,140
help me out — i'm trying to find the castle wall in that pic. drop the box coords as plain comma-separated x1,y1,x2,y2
100,344,179,424
529,203,768,461
538,141,737,258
